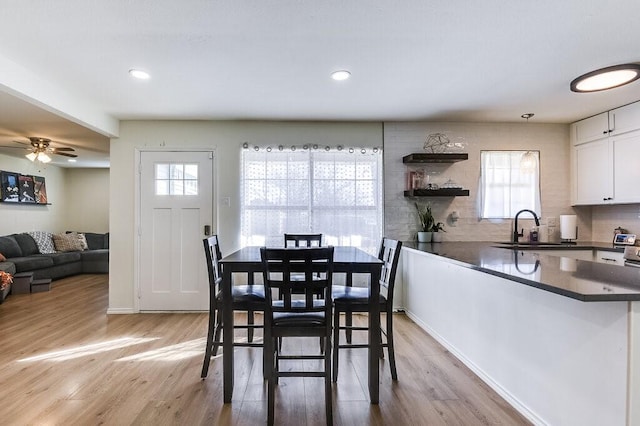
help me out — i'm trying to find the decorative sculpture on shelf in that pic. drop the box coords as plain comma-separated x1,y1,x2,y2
423,133,465,153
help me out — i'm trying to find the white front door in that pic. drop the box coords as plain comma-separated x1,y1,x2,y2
139,151,213,311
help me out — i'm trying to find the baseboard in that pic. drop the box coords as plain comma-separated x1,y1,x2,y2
106,307,137,314
405,310,547,426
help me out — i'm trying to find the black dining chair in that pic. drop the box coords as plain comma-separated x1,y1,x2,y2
260,246,334,426
284,233,322,247
201,235,266,379
331,238,402,382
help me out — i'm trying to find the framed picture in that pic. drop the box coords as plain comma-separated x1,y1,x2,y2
19,175,36,203
0,171,20,202
33,175,47,204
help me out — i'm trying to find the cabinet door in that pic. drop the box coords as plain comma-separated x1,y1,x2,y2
573,138,613,205
609,102,640,136
612,130,640,203
573,112,609,145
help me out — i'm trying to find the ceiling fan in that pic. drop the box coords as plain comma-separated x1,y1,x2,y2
1,137,78,163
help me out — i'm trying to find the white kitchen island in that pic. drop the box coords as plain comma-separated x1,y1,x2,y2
400,242,640,426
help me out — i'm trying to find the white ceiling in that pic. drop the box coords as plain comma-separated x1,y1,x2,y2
1,1,640,167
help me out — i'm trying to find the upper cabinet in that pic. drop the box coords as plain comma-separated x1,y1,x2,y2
571,101,640,205
573,102,640,145
403,153,470,197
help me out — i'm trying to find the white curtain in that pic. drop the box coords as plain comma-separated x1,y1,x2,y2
479,151,541,219
241,148,383,255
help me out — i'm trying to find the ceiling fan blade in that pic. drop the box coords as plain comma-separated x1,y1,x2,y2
51,147,75,152
11,140,30,146
55,152,78,158
0,145,30,150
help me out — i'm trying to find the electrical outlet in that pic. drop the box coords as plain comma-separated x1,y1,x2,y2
547,216,557,227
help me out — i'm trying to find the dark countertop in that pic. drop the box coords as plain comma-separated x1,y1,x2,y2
402,241,640,302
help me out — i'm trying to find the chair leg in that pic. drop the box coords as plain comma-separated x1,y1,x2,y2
387,310,398,381
212,310,223,356
325,334,333,425
247,310,255,342
201,306,217,379
332,309,340,382
345,311,352,344
265,335,276,425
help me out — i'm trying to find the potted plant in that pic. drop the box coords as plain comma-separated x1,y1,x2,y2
415,202,435,242
431,221,446,242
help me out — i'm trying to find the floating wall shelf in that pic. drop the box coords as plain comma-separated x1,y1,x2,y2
403,153,469,163
404,189,470,197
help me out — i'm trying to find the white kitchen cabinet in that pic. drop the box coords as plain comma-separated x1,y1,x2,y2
610,101,640,136
571,101,640,205
572,137,613,205
612,130,640,203
573,102,640,145
573,112,609,145
594,250,625,265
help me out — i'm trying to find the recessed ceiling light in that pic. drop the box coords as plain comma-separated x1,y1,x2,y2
67,158,77,162
570,63,640,92
331,70,351,81
129,69,150,80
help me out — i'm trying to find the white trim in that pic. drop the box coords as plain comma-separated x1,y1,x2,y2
106,307,137,315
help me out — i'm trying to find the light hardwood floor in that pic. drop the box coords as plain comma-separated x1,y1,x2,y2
0,275,530,425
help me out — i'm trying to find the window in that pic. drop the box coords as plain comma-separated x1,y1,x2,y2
155,163,198,195
479,151,541,219
241,148,383,254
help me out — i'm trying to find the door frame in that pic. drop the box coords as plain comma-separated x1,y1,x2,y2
133,147,217,312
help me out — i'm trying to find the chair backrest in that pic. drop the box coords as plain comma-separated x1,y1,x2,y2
203,235,223,305
378,238,402,304
284,233,322,248
260,246,334,315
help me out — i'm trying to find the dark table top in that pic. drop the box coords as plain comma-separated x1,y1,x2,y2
221,246,382,268
403,241,640,302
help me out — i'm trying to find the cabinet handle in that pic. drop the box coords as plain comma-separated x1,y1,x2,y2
603,130,608,134
601,257,617,262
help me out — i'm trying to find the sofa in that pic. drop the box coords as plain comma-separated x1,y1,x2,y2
0,231,109,284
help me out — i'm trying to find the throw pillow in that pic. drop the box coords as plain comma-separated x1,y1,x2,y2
52,233,84,252
0,252,5,262
76,233,89,250
27,231,56,254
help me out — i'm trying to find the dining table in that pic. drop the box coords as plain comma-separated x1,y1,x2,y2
219,245,384,404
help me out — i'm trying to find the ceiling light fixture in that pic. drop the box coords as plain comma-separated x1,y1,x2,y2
331,70,351,81
26,151,51,163
570,63,640,92
129,69,150,80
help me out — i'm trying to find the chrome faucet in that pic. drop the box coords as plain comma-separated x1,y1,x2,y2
513,209,540,243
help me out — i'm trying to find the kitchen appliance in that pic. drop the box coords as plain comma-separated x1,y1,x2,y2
623,246,640,268
613,233,636,246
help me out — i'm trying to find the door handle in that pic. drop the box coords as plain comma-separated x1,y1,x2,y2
204,225,211,236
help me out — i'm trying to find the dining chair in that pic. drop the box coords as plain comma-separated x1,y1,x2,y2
260,246,335,426
331,238,402,382
284,233,322,247
201,235,266,379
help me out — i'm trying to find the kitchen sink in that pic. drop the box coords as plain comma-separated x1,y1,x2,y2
492,242,573,249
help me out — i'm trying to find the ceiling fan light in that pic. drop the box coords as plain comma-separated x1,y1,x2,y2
570,64,640,92
38,152,52,163
26,152,37,161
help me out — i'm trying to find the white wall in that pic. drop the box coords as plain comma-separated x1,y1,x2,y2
108,120,382,312
0,153,67,235
63,168,109,233
383,121,593,243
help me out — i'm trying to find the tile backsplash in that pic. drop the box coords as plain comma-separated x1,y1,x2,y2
591,204,640,243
